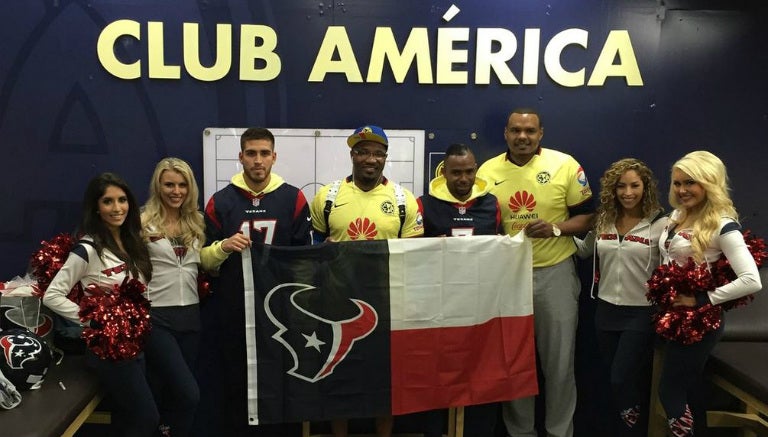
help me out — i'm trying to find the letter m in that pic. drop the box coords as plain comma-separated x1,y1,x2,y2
367,27,433,84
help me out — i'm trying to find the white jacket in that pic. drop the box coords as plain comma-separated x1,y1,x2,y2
43,236,142,324
660,211,761,305
577,213,668,306
145,235,200,307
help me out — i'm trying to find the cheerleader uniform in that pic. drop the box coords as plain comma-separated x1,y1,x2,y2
43,236,159,437
657,212,761,436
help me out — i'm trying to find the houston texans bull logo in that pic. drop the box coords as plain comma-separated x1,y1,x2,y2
1,331,45,369
264,283,378,383
1,306,54,339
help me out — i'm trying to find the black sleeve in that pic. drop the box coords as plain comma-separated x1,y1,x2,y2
71,243,90,262
568,199,595,217
720,221,741,235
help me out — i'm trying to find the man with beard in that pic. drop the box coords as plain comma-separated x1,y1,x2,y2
196,127,312,437
310,125,423,436
477,108,594,437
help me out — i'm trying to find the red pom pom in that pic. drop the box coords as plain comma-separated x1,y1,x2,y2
653,304,722,345
647,230,766,343
29,233,84,303
646,258,719,344
79,278,151,361
744,230,767,268
711,230,766,311
646,259,713,306
197,271,211,300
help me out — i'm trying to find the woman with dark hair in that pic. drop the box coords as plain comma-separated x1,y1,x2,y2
141,158,205,437
43,172,158,437
576,158,667,436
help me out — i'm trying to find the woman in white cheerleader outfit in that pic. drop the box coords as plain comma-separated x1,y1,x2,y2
657,151,761,436
43,172,157,437
141,158,208,437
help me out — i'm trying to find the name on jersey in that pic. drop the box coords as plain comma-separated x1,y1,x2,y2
599,233,650,246
624,235,650,246
245,208,267,214
102,263,127,277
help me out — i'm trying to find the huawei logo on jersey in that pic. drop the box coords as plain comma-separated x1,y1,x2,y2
509,191,536,213
347,218,378,240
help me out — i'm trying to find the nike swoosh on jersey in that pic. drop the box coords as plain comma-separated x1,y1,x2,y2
333,202,349,208
494,180,506,186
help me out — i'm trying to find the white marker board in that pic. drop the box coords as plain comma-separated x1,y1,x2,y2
202,128,425,203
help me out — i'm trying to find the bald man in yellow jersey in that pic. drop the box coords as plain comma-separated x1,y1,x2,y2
478,108,594,437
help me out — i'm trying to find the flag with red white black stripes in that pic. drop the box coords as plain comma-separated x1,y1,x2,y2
242,234,537,424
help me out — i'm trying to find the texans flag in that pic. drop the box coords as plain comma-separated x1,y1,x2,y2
242,234,536,424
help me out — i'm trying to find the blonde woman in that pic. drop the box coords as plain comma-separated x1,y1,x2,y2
577,158,667,436
657,151,761,436
141,158,206,437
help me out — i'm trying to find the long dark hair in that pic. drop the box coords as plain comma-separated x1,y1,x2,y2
80,172,152,281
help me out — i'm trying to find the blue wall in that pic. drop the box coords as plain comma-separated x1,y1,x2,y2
2,1,766,278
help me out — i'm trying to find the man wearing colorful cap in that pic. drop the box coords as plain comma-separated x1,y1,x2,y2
311,125,423,243
310,125,423,436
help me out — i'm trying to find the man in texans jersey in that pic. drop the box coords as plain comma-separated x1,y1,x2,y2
416,143,502,436
309,125,423,437
195,127,312,437
477,108,594,437
418,143,501,238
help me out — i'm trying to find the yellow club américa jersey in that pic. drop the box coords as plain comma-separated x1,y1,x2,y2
310,177,423,241
478,148,592,267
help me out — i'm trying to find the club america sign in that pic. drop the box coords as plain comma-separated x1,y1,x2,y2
97,20,643,87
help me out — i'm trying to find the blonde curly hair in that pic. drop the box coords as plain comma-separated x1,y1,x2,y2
141,157,205,249
595,158,662,234
669,150,738,262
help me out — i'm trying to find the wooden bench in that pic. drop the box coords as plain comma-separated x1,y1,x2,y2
703,268,768,437
0,354,105,437
705,341,768,436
